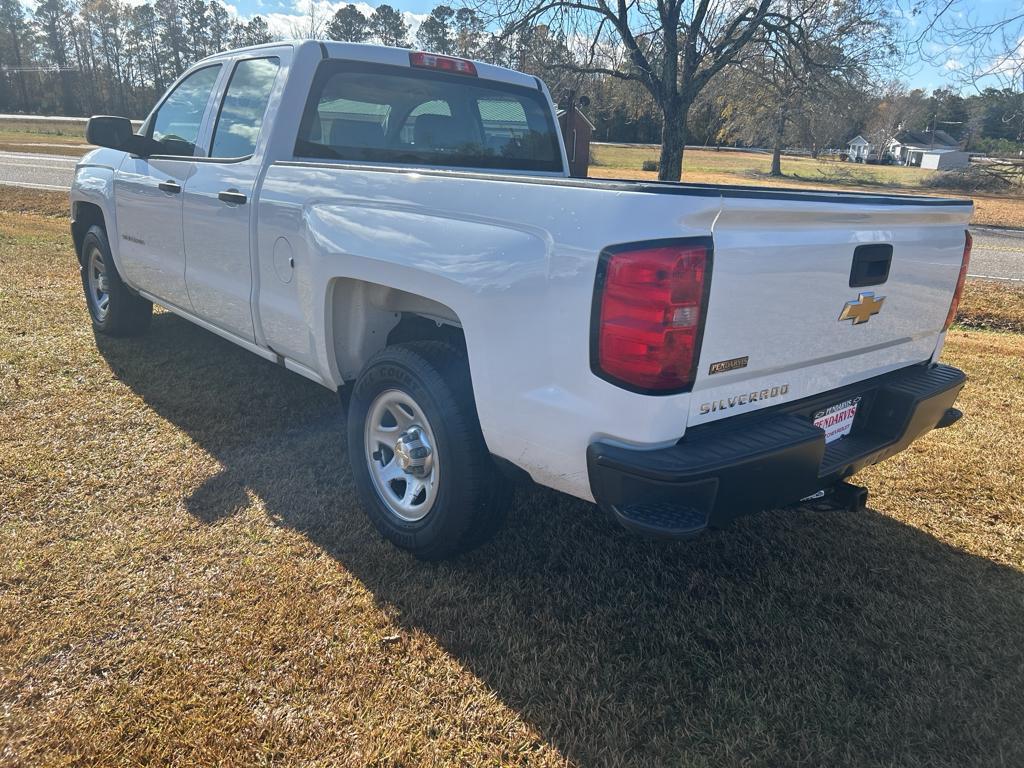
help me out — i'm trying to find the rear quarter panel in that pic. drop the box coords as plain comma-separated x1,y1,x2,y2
256,165,722,499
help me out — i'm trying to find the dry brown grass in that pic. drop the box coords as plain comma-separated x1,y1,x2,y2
958,280,1024,332
2,192,1023,767
0,187,70,217
0,142,89,157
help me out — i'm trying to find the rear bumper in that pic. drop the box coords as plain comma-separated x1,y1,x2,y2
587,363,966,537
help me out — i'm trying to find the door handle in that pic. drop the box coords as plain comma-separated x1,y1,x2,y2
158,180,181,194
218,189,247,205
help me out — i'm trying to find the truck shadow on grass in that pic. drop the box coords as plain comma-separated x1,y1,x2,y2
96,313,1024,767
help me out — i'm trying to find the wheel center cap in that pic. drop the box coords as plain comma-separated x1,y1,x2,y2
394,428,432,476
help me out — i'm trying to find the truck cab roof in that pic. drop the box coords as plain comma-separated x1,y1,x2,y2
197,39,542,91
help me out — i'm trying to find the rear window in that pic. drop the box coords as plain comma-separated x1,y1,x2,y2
294,61,563,173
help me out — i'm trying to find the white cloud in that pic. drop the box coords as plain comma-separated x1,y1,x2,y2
259,0,426,41
989,37,1024,78
943,58,962,71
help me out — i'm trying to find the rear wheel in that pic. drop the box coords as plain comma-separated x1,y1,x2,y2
347,341,511,559
80,225,151,336
363,388,441,523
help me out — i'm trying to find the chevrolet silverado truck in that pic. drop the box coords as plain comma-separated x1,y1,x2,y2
72,40,972,559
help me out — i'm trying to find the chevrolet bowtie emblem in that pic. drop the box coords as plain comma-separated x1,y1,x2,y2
839,291,885,324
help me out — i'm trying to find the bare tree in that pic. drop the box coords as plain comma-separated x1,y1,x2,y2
731,0,894,175
865,82,931,158
289,0,325,40
909,2,1023,157
909,1,1023,92
478,0,884,180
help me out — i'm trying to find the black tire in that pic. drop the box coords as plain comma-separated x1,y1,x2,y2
80,224,152,336
347,341,512,560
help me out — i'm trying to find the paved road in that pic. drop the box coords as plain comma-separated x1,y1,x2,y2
2,149,1021,281
0,150,77,190
968,227,1024,283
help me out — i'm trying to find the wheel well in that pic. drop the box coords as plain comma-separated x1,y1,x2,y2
387,313,466,350
329,278,464,382
71,202,106,263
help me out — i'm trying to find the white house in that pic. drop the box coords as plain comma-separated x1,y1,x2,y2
847,134,871,161
887,129,962,167
847,129,967,169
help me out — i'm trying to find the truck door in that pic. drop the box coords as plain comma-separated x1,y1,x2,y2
113,64,223,311
182,55,282,343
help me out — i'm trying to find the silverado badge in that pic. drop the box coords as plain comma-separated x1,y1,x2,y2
839,291,885,325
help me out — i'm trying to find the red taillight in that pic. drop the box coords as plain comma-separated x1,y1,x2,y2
944,230,972,331
592,239,712,393
409,51,477,76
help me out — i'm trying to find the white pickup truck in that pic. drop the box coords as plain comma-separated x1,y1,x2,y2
72,40,972,558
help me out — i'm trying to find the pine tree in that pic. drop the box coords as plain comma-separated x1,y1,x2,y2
241,15,272,46
453,8,483,57
34,0,77,113
208,1,231,53
416,5,454,55
182,0,209,60
154,0,186,77
325,4,368,43
0,0,33,109
368,5,408,48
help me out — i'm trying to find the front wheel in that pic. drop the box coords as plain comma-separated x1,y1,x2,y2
80,225,152,336
347,341,511,560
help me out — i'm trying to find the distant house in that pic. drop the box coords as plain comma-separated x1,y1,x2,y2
847,134,871,161
846,129,967,169
887,129,962,167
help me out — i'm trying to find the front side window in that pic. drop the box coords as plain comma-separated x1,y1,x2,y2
149,65,222,157
294,62,563,173
210,57,281,159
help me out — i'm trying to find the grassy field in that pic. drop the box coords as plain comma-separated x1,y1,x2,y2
590,145,1024,230
591,143,940,186
2,190,1024,767
0,119,92,157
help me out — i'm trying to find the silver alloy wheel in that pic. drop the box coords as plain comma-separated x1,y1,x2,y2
364,389,440,522
86,244,110,322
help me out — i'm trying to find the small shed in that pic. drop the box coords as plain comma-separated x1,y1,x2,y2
920,150,970,170
557,108,594,178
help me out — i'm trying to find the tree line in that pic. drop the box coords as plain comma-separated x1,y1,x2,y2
0,0,275,116
1,0,1021,174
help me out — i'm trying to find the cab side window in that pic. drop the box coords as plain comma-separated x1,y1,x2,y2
210,57,281,159
149,65,222,157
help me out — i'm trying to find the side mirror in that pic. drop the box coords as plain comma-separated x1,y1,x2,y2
86,115,161,156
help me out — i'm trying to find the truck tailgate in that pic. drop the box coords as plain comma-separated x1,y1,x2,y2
688,196,972,427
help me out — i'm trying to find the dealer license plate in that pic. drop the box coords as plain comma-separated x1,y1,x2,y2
813,397,861,444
